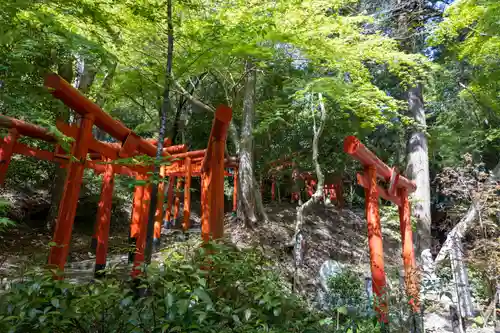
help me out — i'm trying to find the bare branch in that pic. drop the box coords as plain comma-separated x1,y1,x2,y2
172,74,215,113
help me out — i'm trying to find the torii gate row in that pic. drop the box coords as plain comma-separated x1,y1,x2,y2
0,115,238,178
344,136,419,325
0,73,236,278
0,128,238,277
265,158,345,207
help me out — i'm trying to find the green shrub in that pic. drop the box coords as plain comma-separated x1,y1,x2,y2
0,199,15,232
0,243,329,333
327,269,364,307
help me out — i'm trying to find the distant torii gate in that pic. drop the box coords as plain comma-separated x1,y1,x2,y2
344,136,419,327
0,73,238,278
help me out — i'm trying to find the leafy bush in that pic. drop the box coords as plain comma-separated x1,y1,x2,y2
0,243,329,333
0,199,15,232
327,270,364,307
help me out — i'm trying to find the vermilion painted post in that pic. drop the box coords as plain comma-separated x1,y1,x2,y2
201,172,210,242
183,157,192,231
208,140,225,240
94,160,115,277
0,128,19,185
132,182,151,278
398,188,420,312
154,165,166,247
164,176,175,224
128,175,145,264
200,105,231,242
48,114,95,273
173,177,183,223
365,165,388,324
233,168,238,212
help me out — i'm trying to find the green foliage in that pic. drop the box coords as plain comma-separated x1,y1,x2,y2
0,244,329,333
428,0,500,169
327,270,364,307
0,199,15,232
322,269,384,332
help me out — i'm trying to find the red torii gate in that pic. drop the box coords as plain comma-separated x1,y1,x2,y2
344,136,419,325
266,154,344,207
0,73,238,278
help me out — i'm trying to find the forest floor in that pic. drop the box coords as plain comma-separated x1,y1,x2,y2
0,194,495,332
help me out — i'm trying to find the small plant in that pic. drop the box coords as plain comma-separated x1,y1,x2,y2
0,242,330,333
0,199,15,232
327,269,364,307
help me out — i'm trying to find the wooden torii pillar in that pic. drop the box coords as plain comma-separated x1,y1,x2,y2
94,160,115,277
153,165,166,247
182,157,192,230
0,129,19,185
201,105,232,242
344,136,419,326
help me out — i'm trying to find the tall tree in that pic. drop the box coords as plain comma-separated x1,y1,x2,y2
145,0,174,262
237,60,258,226
363,0,437,256
406,83,432,255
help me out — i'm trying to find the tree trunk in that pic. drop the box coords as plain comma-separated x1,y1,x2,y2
171,74,206,144
144,0,174,263
46,59,74,231
173,64,267,221
406,84,432,257
77,62,97,95
450,237,474,319
237,60,258,226
292,93,326,291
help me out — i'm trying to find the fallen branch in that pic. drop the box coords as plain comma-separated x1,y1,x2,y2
434,159,500,267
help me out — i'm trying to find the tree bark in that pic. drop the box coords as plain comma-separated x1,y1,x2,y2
144,0,173,263
292,93,326,291
237,60,258,226
450,237,474,319
46,58,74,231
406,84,432,257
171,73,206,144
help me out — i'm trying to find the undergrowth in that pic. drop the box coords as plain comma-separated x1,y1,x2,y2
0,242,371,333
